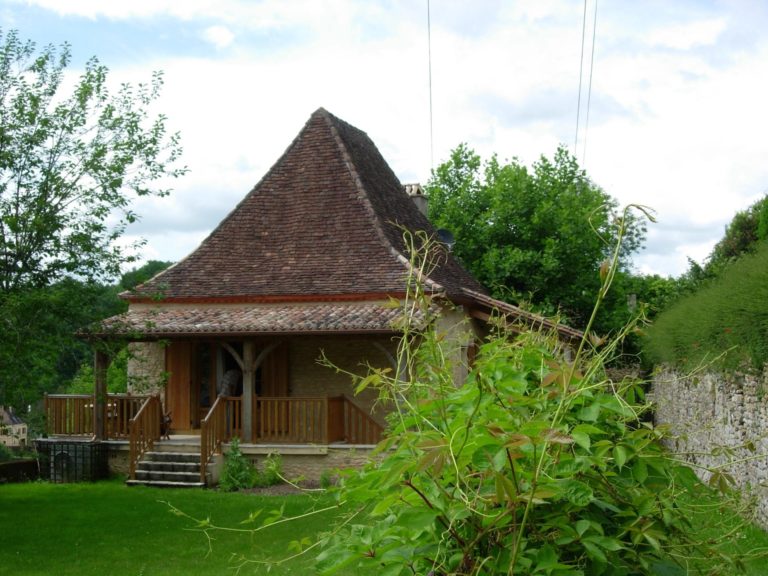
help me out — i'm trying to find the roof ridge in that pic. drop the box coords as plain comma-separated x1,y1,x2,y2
321,110,445,294
125,112,324,299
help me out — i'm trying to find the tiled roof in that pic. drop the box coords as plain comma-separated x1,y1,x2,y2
128,108,485,302
461,289,585,342
0,406,24,425
93,302,423,337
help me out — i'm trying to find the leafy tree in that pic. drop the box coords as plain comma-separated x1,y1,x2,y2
425,145,645,330
0,29,185,291
0,279,124,409
65,347,129,395
0,29,184,412
705,195,768,278
119,260,173,291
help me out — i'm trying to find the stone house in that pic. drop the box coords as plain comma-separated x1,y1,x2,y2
45,108,579,484
0,405,27,447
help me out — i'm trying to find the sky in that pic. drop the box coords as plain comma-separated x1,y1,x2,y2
2,0,767,278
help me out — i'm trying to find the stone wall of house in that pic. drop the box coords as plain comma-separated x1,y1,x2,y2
289,336,398,423
127,342,167,394
653,367,768,527
104,443,375,485
105,442,130,476
434,305,475,386
240,445,379,484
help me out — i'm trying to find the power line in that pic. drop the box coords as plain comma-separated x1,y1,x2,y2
427,0,434,170
574,0,599,167
582,0,599,167
574,0,588,153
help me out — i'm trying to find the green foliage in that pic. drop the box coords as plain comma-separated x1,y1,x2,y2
320,469,337,489
0,278,125,409
707,195,768,276
0,30,185,291
643,240,768,371
219,437,258,492
66,348,129,394
319,335,731,574
0,442,12,461
425,144,645,329
256,452,284,488
315,225,744,576
119,260,173,292
219,439,284,491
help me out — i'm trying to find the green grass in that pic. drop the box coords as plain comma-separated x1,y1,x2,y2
3,479,768,575
0,479,345,575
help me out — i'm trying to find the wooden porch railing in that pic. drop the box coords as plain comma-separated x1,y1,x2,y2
335,395,383,444
106,395,147,439
45,394,93,436
251,395,383,445
128,394,161,480
254,397,329,443
200,396,241,483
44,393,149,439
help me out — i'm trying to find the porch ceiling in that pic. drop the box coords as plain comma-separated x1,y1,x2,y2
89,301,423,338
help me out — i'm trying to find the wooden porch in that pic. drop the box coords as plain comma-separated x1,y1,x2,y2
44,393,383,484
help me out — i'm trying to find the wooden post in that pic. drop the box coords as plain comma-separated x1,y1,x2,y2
241,341,255,443
94,350,109,440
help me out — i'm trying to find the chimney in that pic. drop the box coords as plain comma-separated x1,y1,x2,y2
404,183,428,217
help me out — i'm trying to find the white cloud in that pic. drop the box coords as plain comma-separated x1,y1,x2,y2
648,18,728,50
202,25,235,49
10,1,768,278
18,0,218,20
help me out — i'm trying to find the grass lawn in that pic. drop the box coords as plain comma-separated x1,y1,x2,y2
0,479,344,575
3,479,768,575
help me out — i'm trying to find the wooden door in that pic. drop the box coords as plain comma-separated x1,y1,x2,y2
261,342,289,397
166,341,192,431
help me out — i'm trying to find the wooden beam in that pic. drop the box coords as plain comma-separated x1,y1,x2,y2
94,351,110,440
220,342,244,371
241,341,255,443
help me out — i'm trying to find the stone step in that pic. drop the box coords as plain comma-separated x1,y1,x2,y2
137,461,199,473
153,444,200,454
143,451,199,464
135,469,202,483
126,479,206,489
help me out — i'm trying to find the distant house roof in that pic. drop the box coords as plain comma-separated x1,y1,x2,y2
0,405,24,426
126,108,485,303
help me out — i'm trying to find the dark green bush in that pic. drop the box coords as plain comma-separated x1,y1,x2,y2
219,439,283,491
643,240,768,371
0,443,13,462
253,453,283,488
219,437,257,492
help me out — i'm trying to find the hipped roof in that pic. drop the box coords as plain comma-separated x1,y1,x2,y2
96,109,581,342
128,108,485,302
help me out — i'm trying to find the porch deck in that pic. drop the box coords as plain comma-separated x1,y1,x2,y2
44,393,383,484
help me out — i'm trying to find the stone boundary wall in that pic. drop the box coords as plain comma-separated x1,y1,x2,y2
653,368,768,526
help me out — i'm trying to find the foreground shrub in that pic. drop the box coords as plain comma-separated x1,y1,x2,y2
179,222,757,574
318,329,738,575
315,221,748,575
